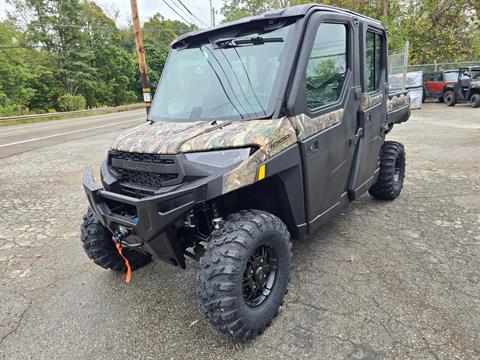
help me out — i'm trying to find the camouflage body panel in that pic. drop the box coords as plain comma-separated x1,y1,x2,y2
288,109,343,141
470,80,480,89
111,117,297,194
179,117,296,154
221,117,297,193
111,121,216,154
386,92,410,113
359,93,384,111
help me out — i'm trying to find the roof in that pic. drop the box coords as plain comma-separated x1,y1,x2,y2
171,4,383,47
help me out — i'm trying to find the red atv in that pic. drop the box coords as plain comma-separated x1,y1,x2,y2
422,70,459,103
423,68,480,107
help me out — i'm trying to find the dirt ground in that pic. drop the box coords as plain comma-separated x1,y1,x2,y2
1,103,479,359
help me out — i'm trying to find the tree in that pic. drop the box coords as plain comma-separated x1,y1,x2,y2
0,20,35,114
221,0,287,22
4,0,145,112
142,14,196,91
220,0,480,64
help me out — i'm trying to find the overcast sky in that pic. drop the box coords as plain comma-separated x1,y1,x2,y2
0,0,225,28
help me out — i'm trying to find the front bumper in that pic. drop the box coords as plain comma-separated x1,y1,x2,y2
83,166,208,267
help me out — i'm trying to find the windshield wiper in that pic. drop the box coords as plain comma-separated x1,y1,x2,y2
215,36,283,48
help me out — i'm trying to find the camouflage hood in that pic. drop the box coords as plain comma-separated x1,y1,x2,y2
111,119,297,155
110,111,345,194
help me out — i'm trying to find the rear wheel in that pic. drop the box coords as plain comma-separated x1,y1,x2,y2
197,210,291,340
470,94,480,108
80,208,151,272
444,90,456,106
369,141,406,200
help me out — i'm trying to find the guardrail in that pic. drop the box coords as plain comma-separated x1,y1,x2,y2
0,103,144,122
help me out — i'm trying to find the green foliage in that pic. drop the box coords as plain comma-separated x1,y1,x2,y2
0,2,195,116
221,0,480,65
0,20,35,115
1,0,478,116
58,93,86,111
384,0,480,63
143,14,196,93
307,59,338,88
221,0,286,22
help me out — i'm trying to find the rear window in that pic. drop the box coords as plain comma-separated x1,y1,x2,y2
366,31,383,92
443,72,458,81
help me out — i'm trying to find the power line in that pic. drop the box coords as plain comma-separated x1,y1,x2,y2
175,0,209,27
167,0,204,28
161,0,196,27
24,22,191,33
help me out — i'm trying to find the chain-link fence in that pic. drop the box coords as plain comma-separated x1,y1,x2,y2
408,61,480,73
388,40,480,108
388,42,409,91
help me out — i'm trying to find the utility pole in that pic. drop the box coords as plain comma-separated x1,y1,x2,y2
402,40,409,91
381,0,389,17
130,0,151,114
210,0,215,27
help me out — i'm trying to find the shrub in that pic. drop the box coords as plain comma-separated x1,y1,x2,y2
58,94,86,112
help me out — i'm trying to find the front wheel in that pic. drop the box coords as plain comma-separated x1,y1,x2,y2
444,90,457,106
470,94,480,108
80,208,151,272
369,141,406,200
197,210,291,340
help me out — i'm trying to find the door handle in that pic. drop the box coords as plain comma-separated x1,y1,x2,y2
348,128,363,146
306,140,320,155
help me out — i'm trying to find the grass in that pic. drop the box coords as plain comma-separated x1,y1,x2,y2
0,103,145,127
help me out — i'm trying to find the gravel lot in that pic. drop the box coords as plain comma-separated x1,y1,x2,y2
1,103,479,360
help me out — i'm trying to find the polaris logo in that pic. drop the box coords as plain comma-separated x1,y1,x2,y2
269,134,291,150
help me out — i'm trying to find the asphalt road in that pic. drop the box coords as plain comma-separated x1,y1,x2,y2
1,103,479,359
0,109,146,159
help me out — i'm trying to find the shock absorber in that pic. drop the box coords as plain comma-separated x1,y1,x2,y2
211,201,223,229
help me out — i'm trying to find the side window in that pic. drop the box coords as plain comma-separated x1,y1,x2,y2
306,23,347,109
366,31,383,92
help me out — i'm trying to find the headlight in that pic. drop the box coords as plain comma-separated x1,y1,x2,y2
185,148,251,168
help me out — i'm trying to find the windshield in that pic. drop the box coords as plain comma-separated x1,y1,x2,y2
148,23,294,122
443,72,458,81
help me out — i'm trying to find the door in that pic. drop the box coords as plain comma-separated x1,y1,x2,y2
348,25,387,199
286,12,361,233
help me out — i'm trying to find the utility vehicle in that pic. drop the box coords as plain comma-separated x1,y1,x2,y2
422,70,458,103
440,67,480,107
81,4,410,340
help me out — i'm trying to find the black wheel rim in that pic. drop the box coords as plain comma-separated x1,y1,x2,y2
242,244,278,308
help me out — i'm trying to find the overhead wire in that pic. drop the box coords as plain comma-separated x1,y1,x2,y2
17,22,191,33
175,0,210,27
161,0,196,27
166,0,204,28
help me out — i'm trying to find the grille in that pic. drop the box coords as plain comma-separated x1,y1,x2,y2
109,151,175,165
109,150,179,190
116,168,177,188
